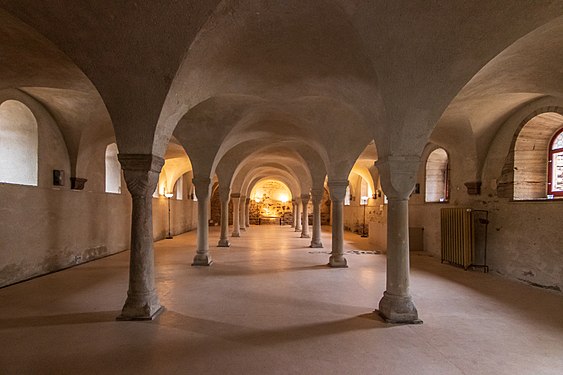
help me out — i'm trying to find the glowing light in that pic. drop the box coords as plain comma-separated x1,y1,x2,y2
280,194,288,203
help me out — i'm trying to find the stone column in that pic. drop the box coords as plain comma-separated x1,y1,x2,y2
117,154,164,320
310,189,323,248
217,186,231,247
245,197,251,228
294,198,302,232
290,199,297,228
231,193,241,237
376,156,421,324
328,179,348,268
192,177,213,266
239,195,246,231
300,194,311,238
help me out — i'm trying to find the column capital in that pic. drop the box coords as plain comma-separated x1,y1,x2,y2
118,154,164,198
231,193,241,199
311,188,324,204
376,156,420,200
192,177,211,200
328,179,349,201
245,197,251,203
300,193,310,202
218,186,231,201
118,154,164,173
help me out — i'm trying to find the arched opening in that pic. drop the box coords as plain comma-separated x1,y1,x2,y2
548,128,563,197
249,179,292,224
512,112,563,200
425,148,449,202
105,143,121,194
0,100,38,186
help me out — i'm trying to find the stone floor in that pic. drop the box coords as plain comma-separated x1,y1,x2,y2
1,225,563,375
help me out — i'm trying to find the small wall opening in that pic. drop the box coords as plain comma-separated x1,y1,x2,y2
105,143,122,194
425,148,449,202
0,100,38,186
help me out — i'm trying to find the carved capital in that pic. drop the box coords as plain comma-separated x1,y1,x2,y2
218,186,231,202
245,197,251,204
311,189,324,204
118,154,164,198
376,156,420,200
328,179,349,202
192,177,211,200
231,193,241,199
300,193,310,204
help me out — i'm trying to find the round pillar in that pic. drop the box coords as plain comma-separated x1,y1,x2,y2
294,198,302,232
217,186,231,247
300,194,310,238
310,189,323,248
328,180,348,268
376,156,421,324
192,177,212,266
117,154,164,320
231,193,241,237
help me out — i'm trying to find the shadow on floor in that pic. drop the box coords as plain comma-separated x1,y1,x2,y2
0,310,121,329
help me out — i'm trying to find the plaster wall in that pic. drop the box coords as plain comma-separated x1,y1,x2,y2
0,183,198,287
408,140,563,292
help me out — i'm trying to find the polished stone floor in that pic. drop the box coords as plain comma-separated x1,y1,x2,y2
1,225,563,375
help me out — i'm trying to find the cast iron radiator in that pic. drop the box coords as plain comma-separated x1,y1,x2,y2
440,208,489,272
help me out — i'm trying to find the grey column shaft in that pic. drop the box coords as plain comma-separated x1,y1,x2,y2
192,177,212,266
310,190,323,248
218,189,231,247
294,200,302,231
376,156,420,324
117,154,164,320
301,194,310,238
239,196,246,231
231,195,240,237
245,198,251,227
328,180,348,268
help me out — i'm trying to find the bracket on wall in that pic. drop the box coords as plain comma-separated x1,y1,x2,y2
53,170,65,186
70,177,87,190
464,181,482,195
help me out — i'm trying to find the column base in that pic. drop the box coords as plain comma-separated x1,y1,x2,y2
377,291,422,324
240,227,246,231
232,232,240,237
245,224,250,228
192,253,213,266
300,233,311,238
328,254,348,268
117,293,163,321
309,241,323,248
217,239,231,247
295,228,302,232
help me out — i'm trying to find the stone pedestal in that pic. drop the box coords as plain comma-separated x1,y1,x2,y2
310,189,323,248
192,177,212,266
116,154,164,320
328,180,348,268
300,194,310,238
376,156,421,324
231,193,241,237
218,186,231,247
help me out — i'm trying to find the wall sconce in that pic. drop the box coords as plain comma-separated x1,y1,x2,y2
373,190,382,199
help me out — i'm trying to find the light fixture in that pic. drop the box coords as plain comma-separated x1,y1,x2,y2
360,196,368,238
164,192,174,239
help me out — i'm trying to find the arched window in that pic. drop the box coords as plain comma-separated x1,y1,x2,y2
0,100,38,186
548,128,563,197
105,143,121,193
344,186,351,206
175,176,183,200
508,112,563,200
425,148,449,202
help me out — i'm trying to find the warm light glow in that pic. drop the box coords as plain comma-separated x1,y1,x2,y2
280,194,288,203
164,193,174,198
